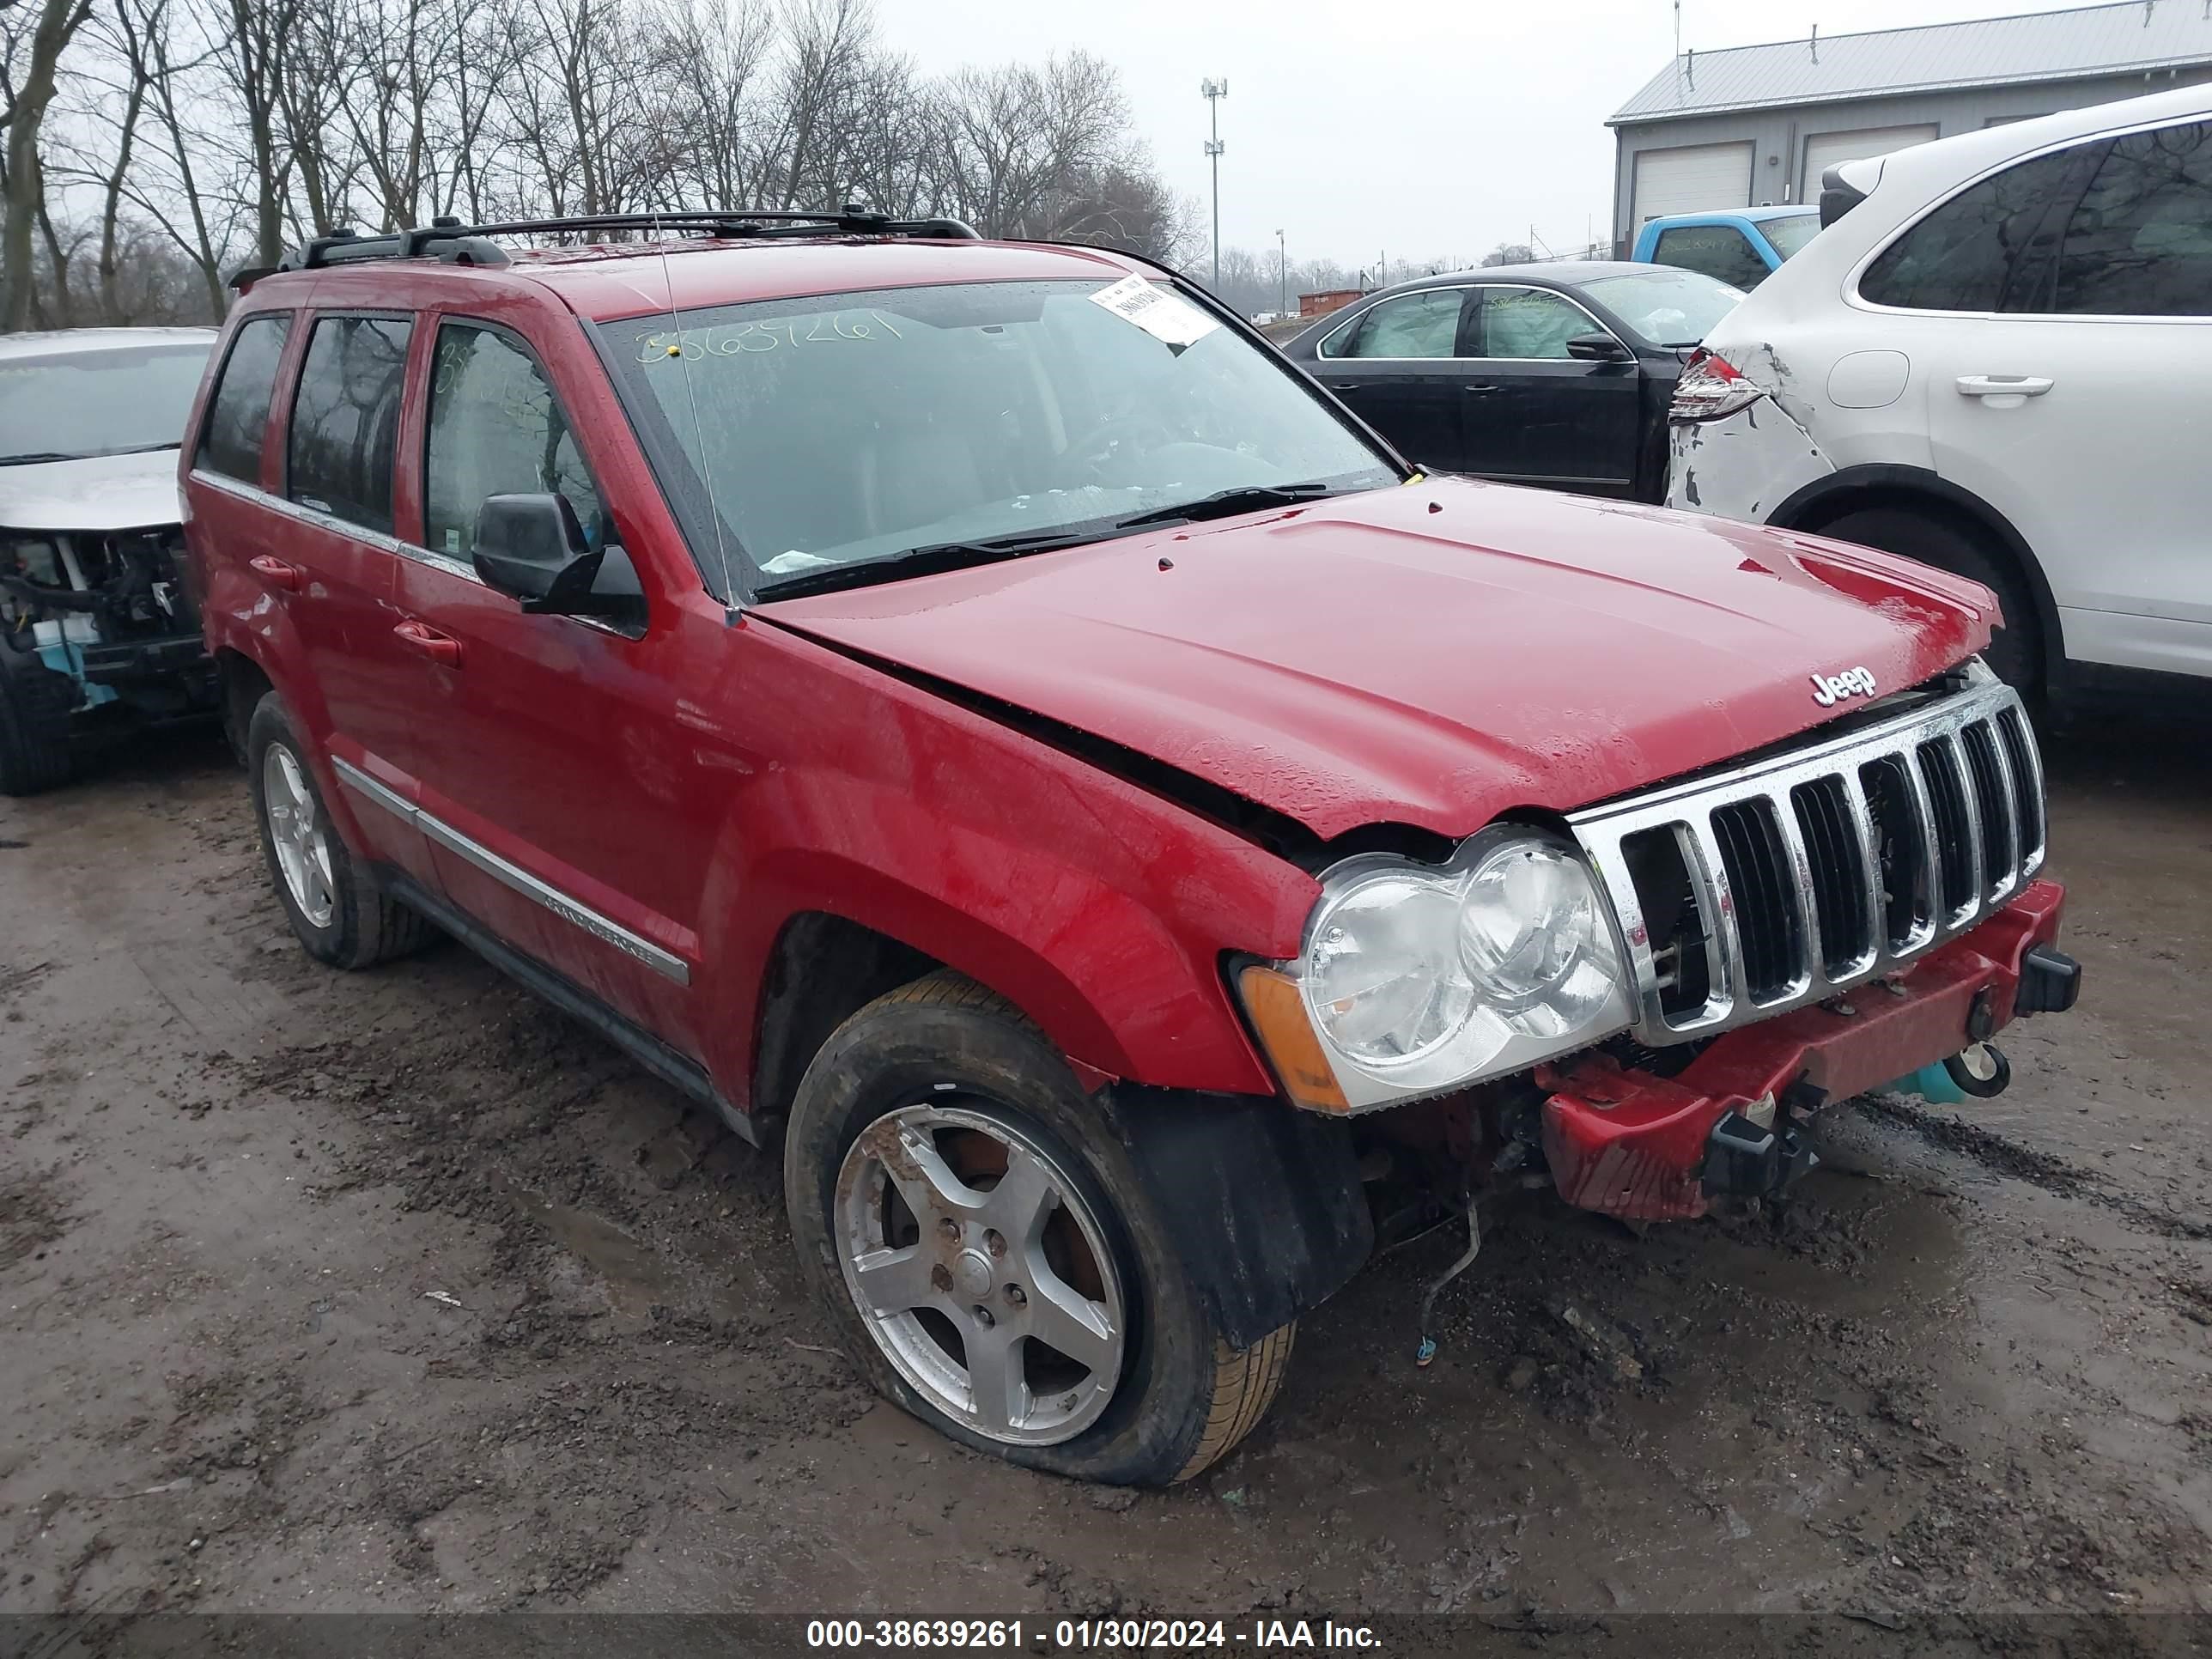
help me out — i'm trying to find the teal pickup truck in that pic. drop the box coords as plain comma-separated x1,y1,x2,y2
1630,206,1822,289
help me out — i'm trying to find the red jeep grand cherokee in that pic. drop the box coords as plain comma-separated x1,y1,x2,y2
180,211,2081,1486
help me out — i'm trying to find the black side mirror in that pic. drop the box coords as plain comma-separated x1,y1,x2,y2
1566,332,1633,363
471,493,647,630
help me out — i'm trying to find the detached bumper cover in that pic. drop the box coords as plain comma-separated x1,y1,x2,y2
1538,878,2070,1221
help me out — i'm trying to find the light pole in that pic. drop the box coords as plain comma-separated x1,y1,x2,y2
1201,78,1228,288
1276,228,1286,316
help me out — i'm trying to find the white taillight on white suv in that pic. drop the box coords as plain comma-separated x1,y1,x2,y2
1669,349,1765,422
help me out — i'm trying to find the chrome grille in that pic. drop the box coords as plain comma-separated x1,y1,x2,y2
1570,664,2045,1045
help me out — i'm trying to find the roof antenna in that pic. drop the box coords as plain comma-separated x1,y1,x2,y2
1810,22,1820,62
648,213,740,621
1686,45,1695,88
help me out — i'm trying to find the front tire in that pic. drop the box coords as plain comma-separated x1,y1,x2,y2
246,692,433,969
785,972,1294,1486
0,654,77,797
1816,507,2043,694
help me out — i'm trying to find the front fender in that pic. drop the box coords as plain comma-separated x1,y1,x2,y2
697,623,1323,1109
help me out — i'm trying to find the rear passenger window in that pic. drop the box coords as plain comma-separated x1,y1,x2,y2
2050,120,2212,315
422,323,603,562
1651,225,1768,290
288,316,410,533
1330,289,1465,360
1859,145,2092,312
198,314,289,484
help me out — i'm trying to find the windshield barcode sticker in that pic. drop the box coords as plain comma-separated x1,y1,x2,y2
1087,274,1219,351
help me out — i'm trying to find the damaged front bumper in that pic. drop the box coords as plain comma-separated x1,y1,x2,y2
1536,879,2075,1221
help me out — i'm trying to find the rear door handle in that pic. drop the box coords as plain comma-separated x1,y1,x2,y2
392,619,462,667
1327,381,1361,392
1956,374,2053,398
248,555,301,592
1463,384,1501,395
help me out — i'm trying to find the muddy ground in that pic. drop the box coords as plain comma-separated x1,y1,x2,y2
1,698,2208,1636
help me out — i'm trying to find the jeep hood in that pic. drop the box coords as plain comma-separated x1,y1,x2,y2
0,448,183,532
760,478,1995,842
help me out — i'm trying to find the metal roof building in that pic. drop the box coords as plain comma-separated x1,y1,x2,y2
1608,1,2212,249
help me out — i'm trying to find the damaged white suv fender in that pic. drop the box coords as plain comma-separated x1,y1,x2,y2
1663,81,2212,695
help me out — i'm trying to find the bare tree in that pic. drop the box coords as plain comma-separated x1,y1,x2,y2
2,0,96,329
1048,161,1193,264
498,0,669,216
662,0,777,211
215,0,302,265
112,0,245,314
9,0,1193,328
767,0,873,210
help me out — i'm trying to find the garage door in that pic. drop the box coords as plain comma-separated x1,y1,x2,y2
1632,141,1754,227
1801,124,1938,198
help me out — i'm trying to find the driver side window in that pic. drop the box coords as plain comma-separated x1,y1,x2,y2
422,322,604,562
1476,289,1604,359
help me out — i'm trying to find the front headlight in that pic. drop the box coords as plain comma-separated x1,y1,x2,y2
1243,829,1633,1112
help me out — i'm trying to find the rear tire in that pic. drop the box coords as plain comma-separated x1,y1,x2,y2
246,692,434,969
0,654,77,797
785,971,1294,1486
1815,507,2042,694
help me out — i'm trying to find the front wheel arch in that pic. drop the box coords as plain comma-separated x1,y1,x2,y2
783,969,1307,1484
1768,465,2064,688
216,648,274,763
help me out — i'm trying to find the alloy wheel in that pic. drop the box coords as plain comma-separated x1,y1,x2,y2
263,743,337,929
835,1102,1127,1446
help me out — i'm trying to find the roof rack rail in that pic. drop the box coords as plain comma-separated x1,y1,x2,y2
273,207,981,275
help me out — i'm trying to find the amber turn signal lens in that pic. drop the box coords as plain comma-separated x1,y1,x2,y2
1237,963,1349,1113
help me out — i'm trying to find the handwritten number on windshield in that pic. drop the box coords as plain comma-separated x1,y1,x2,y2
635,310,903,364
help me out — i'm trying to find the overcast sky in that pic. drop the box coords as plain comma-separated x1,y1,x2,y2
877,0,2064,268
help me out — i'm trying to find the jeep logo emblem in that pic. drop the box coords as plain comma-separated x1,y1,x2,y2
1810,666,1878,708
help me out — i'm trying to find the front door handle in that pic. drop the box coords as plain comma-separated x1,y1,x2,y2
1956,374,2053,398
1327,381,1361,392
1463,384,1501,395
392,619,462,667
248,555,301,592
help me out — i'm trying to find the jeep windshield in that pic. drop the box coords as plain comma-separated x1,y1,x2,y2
0,340,212,465
602,277,1400,599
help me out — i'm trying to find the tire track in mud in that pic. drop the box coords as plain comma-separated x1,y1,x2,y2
194,963,877,1601
1861,1094,2212,1242
0,1166,70,1272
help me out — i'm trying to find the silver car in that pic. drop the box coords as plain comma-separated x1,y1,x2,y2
0,326,217,793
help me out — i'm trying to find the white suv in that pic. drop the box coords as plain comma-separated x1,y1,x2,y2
1663,83,2212,694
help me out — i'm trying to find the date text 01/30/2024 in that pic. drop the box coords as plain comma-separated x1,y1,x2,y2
805,1619,1385,1650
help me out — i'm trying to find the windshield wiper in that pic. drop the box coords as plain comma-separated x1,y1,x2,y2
1114,481,1340,531
753,529,1099,602
0,452,80,466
